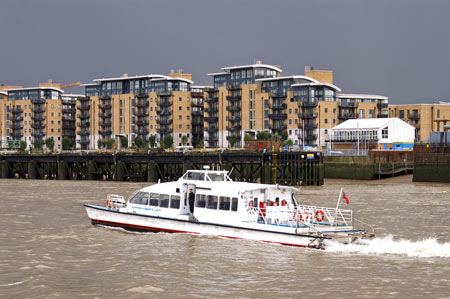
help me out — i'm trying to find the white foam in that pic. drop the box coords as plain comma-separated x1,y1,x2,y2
0,279,29,287
127,285,164,293
325,235,450,258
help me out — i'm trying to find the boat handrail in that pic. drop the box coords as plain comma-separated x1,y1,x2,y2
245,204,353,229
107,194,126,210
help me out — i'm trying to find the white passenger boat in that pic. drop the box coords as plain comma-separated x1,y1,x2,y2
84,167,373,249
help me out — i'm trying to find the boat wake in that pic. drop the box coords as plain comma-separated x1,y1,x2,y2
325,235,450,258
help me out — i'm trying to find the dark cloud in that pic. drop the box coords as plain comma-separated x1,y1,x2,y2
1,0,449,103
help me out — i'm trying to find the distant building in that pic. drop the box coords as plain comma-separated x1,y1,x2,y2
330,118,415,150
388,102,450,142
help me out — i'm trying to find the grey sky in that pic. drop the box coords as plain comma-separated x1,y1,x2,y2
1,0,449,104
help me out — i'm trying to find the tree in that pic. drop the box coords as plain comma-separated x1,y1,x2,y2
164,135,173,149
271,134,281,141
149,135,156,148
256,131,269,140
281,130,288,141
97,139,103,149
62,136,71,150
34,139,41,150
229,133,238,148
45,137,55,152
133,136,144,148
107,138,115,149
197,141,205,149
19,140,27,152
244,134,253,142
121,136,128,149
181,135,188,146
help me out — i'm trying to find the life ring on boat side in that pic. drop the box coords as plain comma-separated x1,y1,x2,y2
315,210,325,222
106,199,110,208
248,200,254,208
281,200,287,206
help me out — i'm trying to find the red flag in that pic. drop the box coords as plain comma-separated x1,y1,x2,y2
343,192,349,204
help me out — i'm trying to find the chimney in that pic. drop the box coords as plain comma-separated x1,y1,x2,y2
48,79,53,83
177,68,183,74
304,66,313,73
170,69,175,75
255,60,262,65
122,73,128,78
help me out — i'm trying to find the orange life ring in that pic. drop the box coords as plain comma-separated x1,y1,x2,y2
106,199,110,208
315,210,325,222
281,200,287,206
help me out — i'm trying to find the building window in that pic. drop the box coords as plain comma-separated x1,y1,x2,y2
179,115,182,120
264,99,269,109
289,109,292,114
359,109,365,118
399,110,404,118
264,120,269,129
324,119,328,124
324,108,328,113
382,126,388,138
437,110,440,118
179,124,182,129
264,110,269,118
179,106,182,111
187,125,190,129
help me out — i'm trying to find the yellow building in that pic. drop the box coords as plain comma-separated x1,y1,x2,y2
388,103,450,141
81,72,206,150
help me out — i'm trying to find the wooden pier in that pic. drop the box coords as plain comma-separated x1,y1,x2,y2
0,151,324,186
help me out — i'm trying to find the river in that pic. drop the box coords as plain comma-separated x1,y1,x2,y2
1,176,450,298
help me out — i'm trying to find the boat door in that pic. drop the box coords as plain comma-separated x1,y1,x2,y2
181,183,196,215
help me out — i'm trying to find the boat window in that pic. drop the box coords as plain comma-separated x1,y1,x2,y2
159,194,169,208
207,195,218,210
231,198,238,211
184,171,205,181
219,196,231,211
170,195,180,209
149,193,159,206
195,194,206,208
129,192,148,205
208,173,225,181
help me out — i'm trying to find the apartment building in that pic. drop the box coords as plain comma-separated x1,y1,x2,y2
0,84,81,150
205,63,389,148
388,103,450,141
80,71,206,150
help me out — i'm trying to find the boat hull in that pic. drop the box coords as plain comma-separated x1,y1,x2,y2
84,204,326,249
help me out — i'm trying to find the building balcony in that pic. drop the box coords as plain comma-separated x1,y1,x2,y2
338,113,357,120
192,136,203,144
158,100,173,107
32,114,45,121
33,98,45,104
157,118,173,125
99,103,111,110
137,119,149,126
79,97,89,102
227,125,241,131
31,122,45,129
32,107,46,113
226,85,241,91
270,103,287,110
208,135,218,143
159,127,173,134
205,116,218,123
136,101,149,108
192,118,204,126
377,102,389,109
63,131,76,138
226,134,241,140
192,128,203,135
77,113,90,120
339,102,358,108
62,123,76,130
33,131,45,138
79,104,90,111
79,121,90,128
191,110,203,116
11,131,23,139
11,107,22,113
205,97,218,103
226,105,241,112
100,95,111,100
226,95,241,102
62,114,76,121
305,134,318,141
268,113,287,120
79,138,90,145
298,112,318,119
191,91,204,98
205,106,218,113
226,115,241,122
270,124,287,131
136,91,149,98
77,129,90,136
137,128,149,135
157,91,173,97
99,120,112,127
98,129,112,135
298,101,317,108
408,113,420,121
98,112,112,119
207,126,218,133
136,110,149,117
11,123,23,129
299,123,318,130
13,115,23,121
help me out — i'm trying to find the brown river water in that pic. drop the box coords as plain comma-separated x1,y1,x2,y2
1,175,450,298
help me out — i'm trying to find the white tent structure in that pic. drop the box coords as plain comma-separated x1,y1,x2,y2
331,118,415,150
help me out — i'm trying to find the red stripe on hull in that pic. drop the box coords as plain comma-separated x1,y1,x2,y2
91,218,316,248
